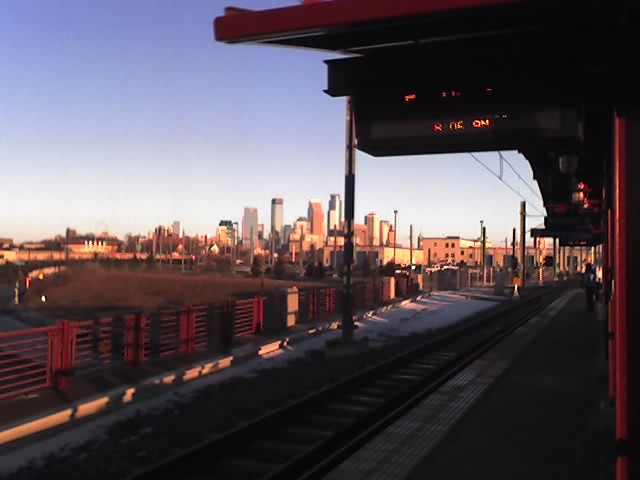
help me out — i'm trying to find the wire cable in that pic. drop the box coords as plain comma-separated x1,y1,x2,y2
468,152,546,216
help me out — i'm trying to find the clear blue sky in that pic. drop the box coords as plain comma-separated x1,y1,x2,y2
0,0,545,245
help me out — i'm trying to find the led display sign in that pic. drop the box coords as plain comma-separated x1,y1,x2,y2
354,102,583,157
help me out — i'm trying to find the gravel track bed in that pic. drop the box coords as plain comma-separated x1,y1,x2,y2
5,305,499,480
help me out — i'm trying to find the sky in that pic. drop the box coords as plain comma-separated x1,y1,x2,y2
0,0,545,245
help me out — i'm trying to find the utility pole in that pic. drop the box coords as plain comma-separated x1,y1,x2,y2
233,222,239,270
512,227,516,269
333,224,338,270
409,224,413,268
65,228,70,263
393,210,398,265
342,96,357,342
299,225,304,271
250,226,254,265
520,201,526,290
481,225,487,283
504,237,508,267
479,219,485,272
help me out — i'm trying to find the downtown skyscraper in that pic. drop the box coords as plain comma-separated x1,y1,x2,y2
242,207,258,245
271,197,284,237
366,212,381,246
308,199,324,238
327,194,342,233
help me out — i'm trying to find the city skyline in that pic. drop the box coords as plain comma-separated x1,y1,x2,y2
0,0,545,245
4,185,539,247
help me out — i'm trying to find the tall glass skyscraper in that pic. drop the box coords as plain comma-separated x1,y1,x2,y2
327,194,342,233
242,207,258,245
271,198,284,237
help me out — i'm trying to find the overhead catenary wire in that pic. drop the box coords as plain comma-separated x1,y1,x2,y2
498,151,544,201
468,152,546,216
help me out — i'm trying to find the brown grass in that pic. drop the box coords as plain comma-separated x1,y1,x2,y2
22,267,331,309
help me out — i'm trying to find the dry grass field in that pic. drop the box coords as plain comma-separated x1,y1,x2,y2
22,267,331,309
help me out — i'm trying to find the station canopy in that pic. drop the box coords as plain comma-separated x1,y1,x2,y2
215,0,638,244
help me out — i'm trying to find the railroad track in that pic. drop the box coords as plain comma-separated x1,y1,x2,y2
127,287,565,480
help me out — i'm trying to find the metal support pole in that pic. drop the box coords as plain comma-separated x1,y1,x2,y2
393,210,398,265
569,247,573,273
580,246,584,272
333,224,337,270
409,225,413,267
533,235,538,278
342,97,356,342
480,220,485,275
614,113,640,480
250,226,254,266
538,238,544,286
512,227,516,270
481,225,487,283
504,237,508,267
607,204,616,403
299,225,304,271
553,237,557,279
520,201,526,290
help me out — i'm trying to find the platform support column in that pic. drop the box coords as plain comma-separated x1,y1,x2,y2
552,237,557,279
603,146,615,402
341,97,356,342
614,113,640,480
519,201,526,290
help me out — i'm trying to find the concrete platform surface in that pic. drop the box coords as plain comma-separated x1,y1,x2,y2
405,292,613,480
323,290,614,480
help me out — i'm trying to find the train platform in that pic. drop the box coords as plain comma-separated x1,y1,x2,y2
325,289,615,480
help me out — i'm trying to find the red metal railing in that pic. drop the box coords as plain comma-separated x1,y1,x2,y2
298,287,340,322
124,313,148,366
233,297,264,336
0,326,56,400
191,305,210,351
156,309,181,358
0,284,411,401
73,317,119,375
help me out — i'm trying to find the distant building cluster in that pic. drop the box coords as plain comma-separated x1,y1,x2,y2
1,193,409,266
5,193,584,271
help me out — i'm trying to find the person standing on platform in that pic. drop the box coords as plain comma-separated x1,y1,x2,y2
582,263,597,312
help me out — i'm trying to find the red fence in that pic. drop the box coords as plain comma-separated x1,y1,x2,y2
0,281,418,401
298,287,339,322
234,297,264,336
0,326,56,400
